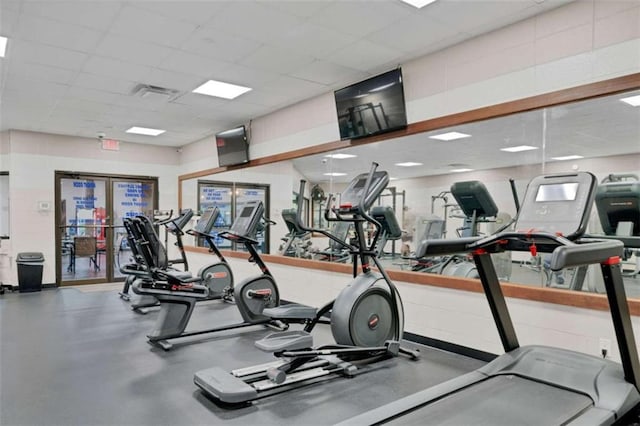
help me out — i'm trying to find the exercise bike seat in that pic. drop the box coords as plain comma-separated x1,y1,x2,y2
262,303,317,320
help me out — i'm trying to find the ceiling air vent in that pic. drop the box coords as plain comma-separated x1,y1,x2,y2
131,84,179,102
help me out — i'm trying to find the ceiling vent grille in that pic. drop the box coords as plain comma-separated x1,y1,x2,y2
132,84,179,102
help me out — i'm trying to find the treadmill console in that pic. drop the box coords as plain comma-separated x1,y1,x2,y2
229,200,264,238
515,172,597,239
193,207,219,235
339,171,389,213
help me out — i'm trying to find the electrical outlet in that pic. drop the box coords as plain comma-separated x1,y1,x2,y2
599,338,612,358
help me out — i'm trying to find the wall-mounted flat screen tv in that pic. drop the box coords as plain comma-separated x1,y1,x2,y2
334,68,407,140
215,125,249,167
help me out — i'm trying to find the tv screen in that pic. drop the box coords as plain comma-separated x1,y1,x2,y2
215,126,249,167
334,69,407,140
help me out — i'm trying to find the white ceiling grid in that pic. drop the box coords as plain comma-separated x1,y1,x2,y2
0,0,573,147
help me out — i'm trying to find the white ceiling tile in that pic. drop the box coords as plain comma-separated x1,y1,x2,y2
261,0,335,18
239,45,315,74
20,1,124,32
262,75,326,100
326,39,405,72
144,68,203,92
109,5,199,48
0,88,59,110
73,72,137,95
64,86,121,105
170,92,229,109
290,60,367,86
133,1,228,25
309,1,411,37
367,15,460,53
82,56,152,82
0,1,22,12
54,98,114,114
4,74,70,97
158,50,231,78
9,39,89,70
206,63,280,88
15,14,104,53
0,9,20,37
7,62,76,85
208,2,303,44
180,26,262,62
94,34,175,67
265,22,358,58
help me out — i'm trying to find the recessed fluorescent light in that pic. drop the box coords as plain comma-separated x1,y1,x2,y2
192,79,252,100
126,126,166,136
401,0,437,8
324,153,357,159
429,132,471,141
500,145,539,153
0,36,7,57
323,172,347,177
395,162,423,167
620,95,640,107
389,177,398,181
451,168,474,173
551,155,584,161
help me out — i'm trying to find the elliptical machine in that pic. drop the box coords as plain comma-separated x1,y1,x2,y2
194,163,419,405
130,200,285,350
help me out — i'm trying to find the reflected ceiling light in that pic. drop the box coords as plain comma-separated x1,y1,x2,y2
0,36,7,57
192,79,252,99
324,153,357,159
551,155,584,161
620,94,640,107
401,0,437,8
323,172,347,176
126,126,166,136
429,131,470,141
451,168,474,173
395,162,423,167
370,82,395,92
389,177,398,181
500,145,538,153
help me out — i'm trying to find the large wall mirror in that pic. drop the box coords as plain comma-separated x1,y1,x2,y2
180,75,640,310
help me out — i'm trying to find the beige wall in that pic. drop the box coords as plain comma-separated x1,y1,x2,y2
3,130,180,285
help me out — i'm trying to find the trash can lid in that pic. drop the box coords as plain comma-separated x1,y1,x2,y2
16,252,45,262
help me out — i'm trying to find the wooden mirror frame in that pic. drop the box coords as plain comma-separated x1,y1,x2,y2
180,72,640,315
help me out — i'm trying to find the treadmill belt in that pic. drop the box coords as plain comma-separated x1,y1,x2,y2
388,375,593,425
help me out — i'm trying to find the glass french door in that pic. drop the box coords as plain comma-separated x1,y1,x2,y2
56,172,157,286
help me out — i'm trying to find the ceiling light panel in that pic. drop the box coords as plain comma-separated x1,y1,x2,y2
325,153,357,159
0,36,7,57
323,172,347,176
620,95,640,107
395,162,423,167
126,126,166,136
451,168,474,172
429,131,471,141
401,0,438,9
500,145,539,153
551,155,584,161
192,79,252,99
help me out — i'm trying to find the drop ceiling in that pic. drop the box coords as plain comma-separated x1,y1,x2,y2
0,0,573,147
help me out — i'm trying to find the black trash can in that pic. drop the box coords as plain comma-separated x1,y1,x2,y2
16,252,45,293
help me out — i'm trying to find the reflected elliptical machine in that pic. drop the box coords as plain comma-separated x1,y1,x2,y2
194,163,419,405
339,171,640,426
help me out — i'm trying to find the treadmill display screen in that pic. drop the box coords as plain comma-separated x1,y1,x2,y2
240,206,253,218
535,183,579,202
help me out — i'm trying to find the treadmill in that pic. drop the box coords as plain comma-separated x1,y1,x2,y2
338,172,640,426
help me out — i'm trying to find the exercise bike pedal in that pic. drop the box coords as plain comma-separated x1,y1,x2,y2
118,292,131,301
